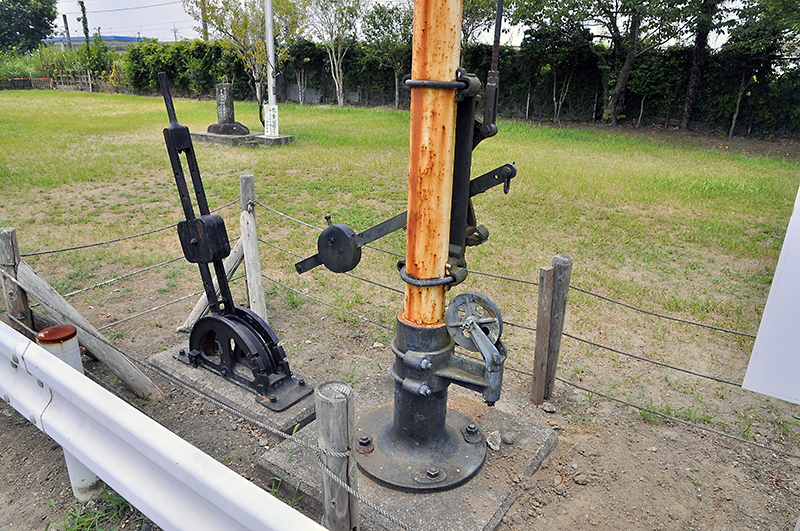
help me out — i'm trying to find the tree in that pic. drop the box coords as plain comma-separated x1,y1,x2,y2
0,0,57,52
715,3,784,137
362,2,413,109
514,0,696,125
520,22,594,124
286,37,325,103
305,0,367,106
183,0,305,123
461,0,498,63
680,0,727,129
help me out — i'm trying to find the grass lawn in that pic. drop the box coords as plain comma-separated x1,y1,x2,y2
1,89,799,439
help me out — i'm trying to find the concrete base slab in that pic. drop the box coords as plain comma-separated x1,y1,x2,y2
150,345,315,436
256,373,557,531
190,131,294,147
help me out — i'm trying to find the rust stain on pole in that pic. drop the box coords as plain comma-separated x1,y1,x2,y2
402,0,462,327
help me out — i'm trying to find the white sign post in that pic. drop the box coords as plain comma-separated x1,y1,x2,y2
264,104,279,137
743,185,800,405
264,0,278,136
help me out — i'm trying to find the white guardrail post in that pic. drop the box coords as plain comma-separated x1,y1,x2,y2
0,321,325,531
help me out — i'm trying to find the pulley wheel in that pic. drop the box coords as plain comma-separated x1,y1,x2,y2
445,292,502,352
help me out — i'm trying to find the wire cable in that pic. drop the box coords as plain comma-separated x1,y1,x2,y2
21,199,239,257
568,285,757,339
561,331,741,387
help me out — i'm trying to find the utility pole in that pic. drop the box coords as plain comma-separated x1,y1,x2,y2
200,0,209,40
63,14,73,51
264,0,279,136
172,23,179,42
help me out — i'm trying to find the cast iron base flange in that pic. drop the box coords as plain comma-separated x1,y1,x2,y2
355,407,487,492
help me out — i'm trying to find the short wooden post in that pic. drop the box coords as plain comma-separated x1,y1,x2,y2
240,174,268,324
176,238,244,333
0,227,34,338
544,254,573,400
15,260,163,400
315,381,358,531
531,265,554,404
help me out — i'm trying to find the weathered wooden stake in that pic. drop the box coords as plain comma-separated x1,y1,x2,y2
531,265,554,404
15,260,163,400
0,228,33,338
176,238,244,333
240,174,268,324
544,254,573,400
315,381,358,531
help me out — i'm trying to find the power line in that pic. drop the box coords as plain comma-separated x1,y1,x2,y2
61,1,182,15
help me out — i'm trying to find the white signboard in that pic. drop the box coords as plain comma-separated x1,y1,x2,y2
743,185,800,405
264,104,279,137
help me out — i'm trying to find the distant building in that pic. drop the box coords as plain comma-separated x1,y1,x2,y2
42,35,145,53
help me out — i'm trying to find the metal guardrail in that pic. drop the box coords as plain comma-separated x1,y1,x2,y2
0,321,325,531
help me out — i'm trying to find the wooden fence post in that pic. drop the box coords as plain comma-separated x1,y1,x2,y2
544,254,573,400
240,174,268,324
14,260,163,400
531,265,554,404
0,227,34,339
315,381,358,531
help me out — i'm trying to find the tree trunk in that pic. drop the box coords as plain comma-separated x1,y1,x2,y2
606,47,637,125
680,0,720,130
552,70,558,123
605,16,640,125
255,79,265,126
394,69,401,109
729,71,749,138
557,65,575,125
636,94,646,129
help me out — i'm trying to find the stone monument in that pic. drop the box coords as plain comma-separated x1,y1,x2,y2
207,83,250,135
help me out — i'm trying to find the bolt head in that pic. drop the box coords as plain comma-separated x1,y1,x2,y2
426,467,440,480
298,379,306,387
466,423,478,435
357,435,372,446
268,395,278,403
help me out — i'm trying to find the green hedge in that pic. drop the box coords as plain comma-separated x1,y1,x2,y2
124,40,250,98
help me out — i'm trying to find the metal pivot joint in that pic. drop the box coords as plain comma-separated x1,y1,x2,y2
158,72,312,411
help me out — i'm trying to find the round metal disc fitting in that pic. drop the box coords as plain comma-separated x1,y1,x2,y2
317,224,361,273
445,292,503,352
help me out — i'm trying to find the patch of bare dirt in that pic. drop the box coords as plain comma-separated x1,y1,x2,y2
2,127,800,531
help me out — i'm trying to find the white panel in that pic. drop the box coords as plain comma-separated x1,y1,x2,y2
743,186,800,405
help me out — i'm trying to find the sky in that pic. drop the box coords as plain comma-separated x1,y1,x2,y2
52,0,518,46
54,0,200,42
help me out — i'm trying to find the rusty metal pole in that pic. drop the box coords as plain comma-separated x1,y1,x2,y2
355,0,489,492
402,0,462,327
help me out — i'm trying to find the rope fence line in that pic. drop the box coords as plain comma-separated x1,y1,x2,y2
253,197,756,340
260,272,394,332
568,285,758,339
258,237,405,296
96,288,207,331
14,193,757,342
19,199,240,258
63,254,186,299
551,375,800,461
1,193,754,392
2,217,794,529
561,332,742,387
8,270,788,530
